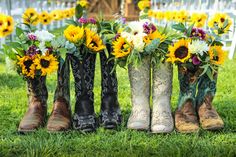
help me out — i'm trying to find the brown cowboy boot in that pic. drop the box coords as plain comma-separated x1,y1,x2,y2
198,95,224,130
18,77,48,133
197,73,224,130
47,98,71,132
47,56,71,132
175,100,199,133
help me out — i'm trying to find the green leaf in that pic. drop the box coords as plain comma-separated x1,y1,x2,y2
16,27,24,37
75,5,83,19
186,23,194,37
172,23,186,33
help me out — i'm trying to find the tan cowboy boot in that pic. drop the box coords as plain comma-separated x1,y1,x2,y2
175,100,199,133
151,62,174,133
47,98,71,132
127,56,151,130
198,96,224,130
18,77,48,133
197,73,224,130
47,56,71,132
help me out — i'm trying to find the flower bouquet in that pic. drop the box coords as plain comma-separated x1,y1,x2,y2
168,12,232,80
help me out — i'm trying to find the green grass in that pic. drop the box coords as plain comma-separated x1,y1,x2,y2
0,55,235,157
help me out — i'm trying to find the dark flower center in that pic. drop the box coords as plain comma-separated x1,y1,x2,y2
40,59,50,68
44,19,48,22
91,41,98,47
213,56,219,61
3,29,9,32
30,13,34,17
220,18,225,23
175,46,188,59
7,20,11,26
0,22,2,26
23,60,33,72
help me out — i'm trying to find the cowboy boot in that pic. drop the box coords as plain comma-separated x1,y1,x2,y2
18,76,48,133
151,62,174,133
47,56,71,132
127,56,151,130
71,52,97,132
196,72,224,130
175,65,200,133
99,45,122,129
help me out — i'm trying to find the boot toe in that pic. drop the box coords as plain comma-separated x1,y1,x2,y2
176,122,199,133
151,124,173,133
127,121,149,130
47,120,70,132
201,118,224,130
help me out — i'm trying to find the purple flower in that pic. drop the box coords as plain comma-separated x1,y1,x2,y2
113,33,121,41
28,33,37,41
192,55,201,65
143,22,157,34
150,23,157,32
88,18,96,24
120,17,126,24
143,22,151,34
26,45,39,57
78,17,88,24
191,27,206,40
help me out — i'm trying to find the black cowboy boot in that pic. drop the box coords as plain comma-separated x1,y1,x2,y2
175,64,200,133
18,76,48,133
196,72,224,130
99,45,122,129
47,55,71,132
71,52,97,132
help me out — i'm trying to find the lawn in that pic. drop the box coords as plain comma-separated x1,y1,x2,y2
0,55,235,157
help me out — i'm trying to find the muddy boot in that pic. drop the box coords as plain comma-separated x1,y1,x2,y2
47,56,71,132
127,56,151,131
151,62,174,133
175,65,200,133
196,72,224,130
18,77,48,133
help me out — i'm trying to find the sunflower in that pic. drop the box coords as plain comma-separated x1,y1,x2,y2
85,28,105,52
154,11,164,20
208,46,226,65
63,10,71,19
208,13,232,34
64,25,84,44
167,39,191,63
138,0,150,10
39,11,52,25
176,10,189,23
0,15,14,38
69,8,75,17
190,13,208,28
17,56,36,78
112,37,132,58
144,30,166,44
22,8,39,25
50,10,62,21
34,53,59,76
77,0,89,8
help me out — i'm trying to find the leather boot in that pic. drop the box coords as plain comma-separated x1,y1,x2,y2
197,73,224,130
47,56,71,132
99,45,122,129
175,100,199,133
71,52,97,132
127,56,151,131
175,65,201,133
18,76,48,133
151,62,174,133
